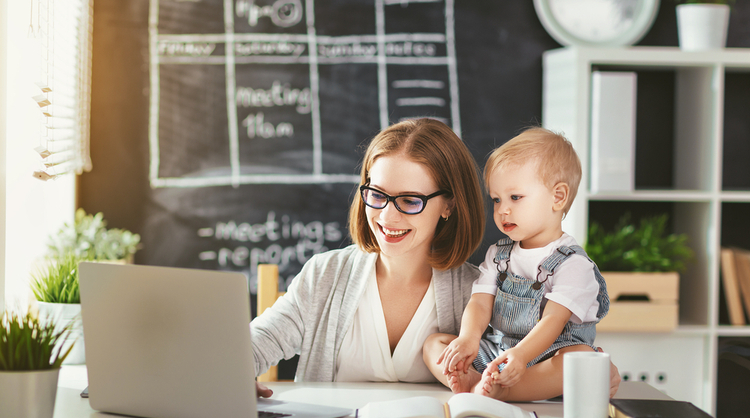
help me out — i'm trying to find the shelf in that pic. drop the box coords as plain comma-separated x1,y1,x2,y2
587,190,715,202
545,46,750,68
720,192,750,202
543,46,750,414
716,326,750,337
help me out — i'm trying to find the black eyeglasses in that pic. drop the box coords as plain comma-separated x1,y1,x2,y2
359,185,447,215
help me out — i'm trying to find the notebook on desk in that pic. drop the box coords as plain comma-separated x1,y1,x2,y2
79,262,352,418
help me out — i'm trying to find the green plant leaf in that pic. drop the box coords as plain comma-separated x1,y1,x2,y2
31,254,89,304
0,309,74,371
586,213,694,273
47,208,141,261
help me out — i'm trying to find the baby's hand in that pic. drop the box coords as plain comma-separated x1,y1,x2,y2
437,336,479,375
484,349,526,388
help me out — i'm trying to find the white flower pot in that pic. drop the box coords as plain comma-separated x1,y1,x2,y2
676,4,730,51
37,302,85,365
0,368,60,418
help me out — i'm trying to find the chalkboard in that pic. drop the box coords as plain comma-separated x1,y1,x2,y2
143,0,473,294
81,1,750,296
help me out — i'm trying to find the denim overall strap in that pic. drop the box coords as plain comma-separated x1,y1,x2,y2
525,244,609,366
473,244,610,374
541,245,610,321
474,238,545,373
492,238,514,264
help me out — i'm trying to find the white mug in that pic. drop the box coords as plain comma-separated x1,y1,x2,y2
563,351,610,418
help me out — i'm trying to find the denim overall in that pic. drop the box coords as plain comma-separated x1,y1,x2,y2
473,237,610,373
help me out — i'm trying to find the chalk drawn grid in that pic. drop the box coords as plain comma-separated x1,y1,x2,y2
148,0,461,188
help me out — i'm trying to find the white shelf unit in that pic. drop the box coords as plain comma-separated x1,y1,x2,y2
542,46,750,414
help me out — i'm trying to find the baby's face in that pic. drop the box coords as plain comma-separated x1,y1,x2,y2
488,160,562,249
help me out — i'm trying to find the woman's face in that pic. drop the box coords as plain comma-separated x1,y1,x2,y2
365,153,452,261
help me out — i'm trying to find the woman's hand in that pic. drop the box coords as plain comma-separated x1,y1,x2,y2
437,335,479,375
256,381,273,398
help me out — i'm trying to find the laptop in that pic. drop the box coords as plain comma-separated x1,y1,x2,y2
79,262,353,418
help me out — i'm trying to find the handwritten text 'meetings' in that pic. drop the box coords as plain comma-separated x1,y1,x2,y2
200,211,343,278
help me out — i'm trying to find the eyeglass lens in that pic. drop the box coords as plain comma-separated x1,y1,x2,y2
361,188,425,214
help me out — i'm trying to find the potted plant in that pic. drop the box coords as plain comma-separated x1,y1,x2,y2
47,208,141,263
586,213,694,332
675,0,734,51
31,253,91,365
0,309,74,418
32,210,140,365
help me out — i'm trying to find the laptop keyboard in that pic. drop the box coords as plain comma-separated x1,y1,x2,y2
258,411,292,418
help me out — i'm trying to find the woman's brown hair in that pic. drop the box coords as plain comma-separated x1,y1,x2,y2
348,118,484,270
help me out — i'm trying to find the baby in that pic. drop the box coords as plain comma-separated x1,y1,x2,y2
423,127,609,401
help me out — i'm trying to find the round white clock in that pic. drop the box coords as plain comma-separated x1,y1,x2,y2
533,0,661,47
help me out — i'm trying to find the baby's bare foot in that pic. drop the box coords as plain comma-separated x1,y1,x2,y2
473,372,509,400
447,369,481,394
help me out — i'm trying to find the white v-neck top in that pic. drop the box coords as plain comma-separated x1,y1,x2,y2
335,267,439,382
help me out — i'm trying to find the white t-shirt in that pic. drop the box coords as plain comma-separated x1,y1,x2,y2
473,233,600,324
335,267,439,383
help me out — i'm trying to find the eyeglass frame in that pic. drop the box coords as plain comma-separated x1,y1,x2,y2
359,184,448,215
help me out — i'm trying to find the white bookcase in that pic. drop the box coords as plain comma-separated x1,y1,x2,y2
542,46,750,414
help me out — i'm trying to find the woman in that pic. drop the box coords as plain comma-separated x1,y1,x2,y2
251,118,485,388
251,118,621,399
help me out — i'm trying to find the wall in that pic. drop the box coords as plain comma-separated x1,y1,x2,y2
78,1,750,299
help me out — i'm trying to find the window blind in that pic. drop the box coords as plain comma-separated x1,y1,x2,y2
31,0,94,181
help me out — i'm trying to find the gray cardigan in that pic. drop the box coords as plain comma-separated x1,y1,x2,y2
250,244,479,381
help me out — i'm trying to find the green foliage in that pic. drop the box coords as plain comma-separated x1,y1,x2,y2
30,254,91,304
586,213,694,273
0,310,74,371
47,208,141,261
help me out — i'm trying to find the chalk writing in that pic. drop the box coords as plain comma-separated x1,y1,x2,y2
235,0,304,28
385,41,437,57
198,212,343,276
235,81,312,114
317,43,377,59
242,113,294,139
149,0,461,188
235,41,306,58
158,41,217,57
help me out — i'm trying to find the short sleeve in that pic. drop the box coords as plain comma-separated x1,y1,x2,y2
544,255,600,324
473,245,500,295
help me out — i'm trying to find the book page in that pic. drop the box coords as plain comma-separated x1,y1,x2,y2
447,393,534,418
357,396,446,418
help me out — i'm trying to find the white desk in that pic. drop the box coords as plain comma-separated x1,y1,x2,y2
54,365,673,418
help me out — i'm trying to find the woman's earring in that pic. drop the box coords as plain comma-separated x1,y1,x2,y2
443,214,450,221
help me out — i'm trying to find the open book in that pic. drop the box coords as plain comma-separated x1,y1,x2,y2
355,393,535,418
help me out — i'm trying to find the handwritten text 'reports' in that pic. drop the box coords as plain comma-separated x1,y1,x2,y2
198,212,343,275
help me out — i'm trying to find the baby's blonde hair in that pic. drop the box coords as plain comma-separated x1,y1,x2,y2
484,127,581,215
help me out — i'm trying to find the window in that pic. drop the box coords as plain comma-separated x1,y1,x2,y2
31,0,93,180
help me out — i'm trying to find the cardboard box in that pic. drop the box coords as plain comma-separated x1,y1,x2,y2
598,272,680,332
